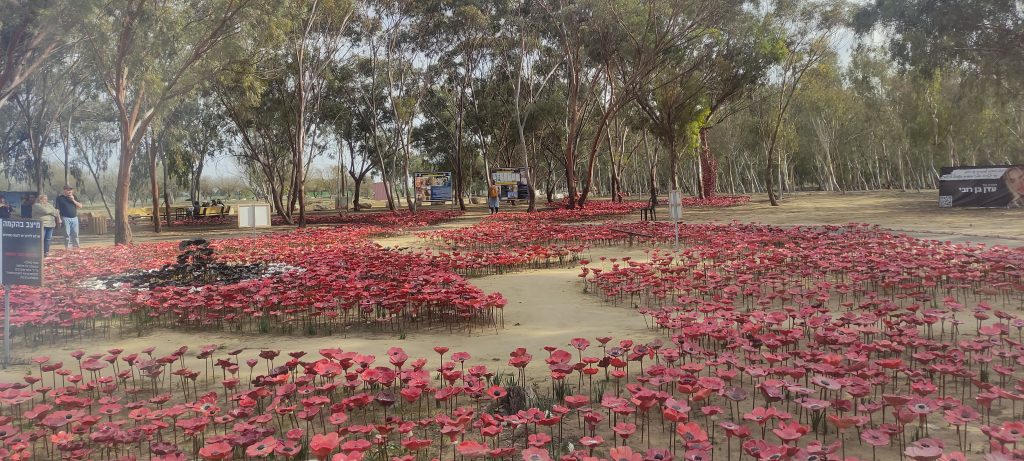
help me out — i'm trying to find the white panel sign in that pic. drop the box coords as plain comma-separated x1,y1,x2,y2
237,204,272,228
668,190,682,221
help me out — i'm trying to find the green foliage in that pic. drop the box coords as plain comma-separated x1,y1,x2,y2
855,0,1024,85
7,0,1024,214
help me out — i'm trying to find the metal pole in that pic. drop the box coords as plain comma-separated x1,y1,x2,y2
3,287,10,369
252,205,257,239
674,221,679,252
1,219,6,369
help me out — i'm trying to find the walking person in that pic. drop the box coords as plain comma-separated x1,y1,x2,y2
56,185,82,249
32,194,61,257
487,182,500,214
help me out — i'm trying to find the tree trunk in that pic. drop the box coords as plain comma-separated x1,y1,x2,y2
148,134,162,233
349,171,365,212
162,151,172,228
698,127,717,199
514,93,537,212
694,155,704,198
545,154,555,203
383,175,396,211
191,165,202,203
577,98,619,207
563,72,581,209
270,184,290,224
765,140,779,206
643,132,659,207
114,136,135,244
667,135,679,192
402,156,414,212
80,137,114,219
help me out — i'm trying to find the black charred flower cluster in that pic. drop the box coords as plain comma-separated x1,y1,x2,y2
99,239,268,289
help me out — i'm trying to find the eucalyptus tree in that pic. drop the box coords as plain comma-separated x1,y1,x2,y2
164,96,228,210
361,0,437,211
634,70,708,201
218,71,300,221
627,0,733,199
217,0,357,223
491,0,540,210
0,0,86,108
535,0,596,208
344,55,402,211
693,10,786,198
281,0,358,226
854,0,1024,91
9,48,84,192
537,0,742,207
72,118,119,218
522,91,568,203
467,73,518,171
418,0,497,210
78,0,267,243
760,0,844,206
789,53,860,192
326,78,381,212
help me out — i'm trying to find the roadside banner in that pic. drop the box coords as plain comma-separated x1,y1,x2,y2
939,166,1024,208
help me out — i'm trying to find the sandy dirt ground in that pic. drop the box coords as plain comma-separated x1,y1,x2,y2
677,190,1024,247
5,190,1020,379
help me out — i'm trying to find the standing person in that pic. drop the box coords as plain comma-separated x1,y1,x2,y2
20,194,33,218
0,196,11,220
55,185,82,249
32,194,61,257
487,182,500,214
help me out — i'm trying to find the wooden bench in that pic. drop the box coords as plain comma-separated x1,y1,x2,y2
610,228,655,246
128,207,153,223
200,205,229,218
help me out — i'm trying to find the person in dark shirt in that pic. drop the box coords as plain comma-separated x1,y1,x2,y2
0,197,11,219
55,185,82,249
20,194,33,218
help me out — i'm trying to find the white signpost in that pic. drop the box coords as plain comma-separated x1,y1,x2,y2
1,219,44,368
668,190,682,250
237,204,272,238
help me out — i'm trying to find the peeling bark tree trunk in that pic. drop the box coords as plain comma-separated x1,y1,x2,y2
698,127,717,199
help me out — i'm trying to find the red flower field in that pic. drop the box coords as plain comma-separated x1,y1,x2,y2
1,205,1022,460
